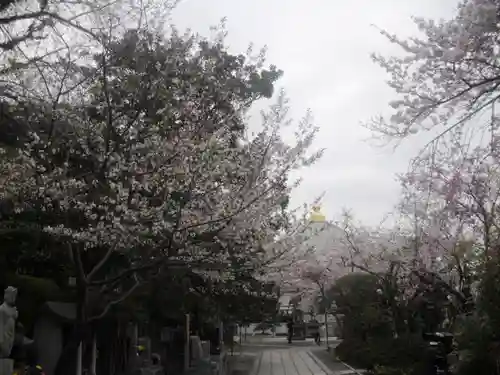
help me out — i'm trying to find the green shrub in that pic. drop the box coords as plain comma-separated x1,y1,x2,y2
335,339,373,369
453,314,498,375
335,335,428,374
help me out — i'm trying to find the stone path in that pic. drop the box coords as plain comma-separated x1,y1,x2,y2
244,338,319,347
252,347,358,375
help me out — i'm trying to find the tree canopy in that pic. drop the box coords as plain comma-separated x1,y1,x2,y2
0,8,322,370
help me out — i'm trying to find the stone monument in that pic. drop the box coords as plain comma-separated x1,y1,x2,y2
0,286,18,375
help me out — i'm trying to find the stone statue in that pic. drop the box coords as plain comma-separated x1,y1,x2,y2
0,286,18,358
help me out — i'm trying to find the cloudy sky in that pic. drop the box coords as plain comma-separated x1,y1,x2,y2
170,0,458,225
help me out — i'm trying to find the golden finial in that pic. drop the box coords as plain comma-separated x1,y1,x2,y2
310,206,326,222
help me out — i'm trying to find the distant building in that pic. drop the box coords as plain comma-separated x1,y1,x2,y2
277,206,347,314
301,206,344,265
277,286,301,316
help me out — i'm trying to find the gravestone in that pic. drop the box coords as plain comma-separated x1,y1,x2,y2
0,286,18,375
138,353,163,375
137,336,152,365
189,336,218,375
201,341,210,359
190,336,203,361
160,327,174,343
135,337,169,375
33,301,74,375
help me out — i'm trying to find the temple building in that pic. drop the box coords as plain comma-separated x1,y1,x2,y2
277,206,344,315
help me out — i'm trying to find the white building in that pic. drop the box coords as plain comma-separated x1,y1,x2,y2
277,207,347,314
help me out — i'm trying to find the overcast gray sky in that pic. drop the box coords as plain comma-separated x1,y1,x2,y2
171,0,458,225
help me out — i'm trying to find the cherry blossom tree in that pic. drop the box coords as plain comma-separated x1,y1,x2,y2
397,137,500,317
0,0,181,115
368,0,500,144
269,215,363,320
364,0,500,280
332,2,500,369
359,1,500,328
0,27,323,363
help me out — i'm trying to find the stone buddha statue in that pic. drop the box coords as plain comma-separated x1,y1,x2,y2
0,286,18,358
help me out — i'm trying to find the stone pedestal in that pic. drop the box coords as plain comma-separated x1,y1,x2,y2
201,341,210,359
0,358,13,375
190,336,203,361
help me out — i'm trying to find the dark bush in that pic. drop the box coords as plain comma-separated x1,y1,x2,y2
335,335,428,375
335,339,373,369
453,314,499,375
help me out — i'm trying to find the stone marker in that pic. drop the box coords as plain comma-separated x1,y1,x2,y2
137,336,152,366
190,336,203,361
0,286,18,375
201,341,210,359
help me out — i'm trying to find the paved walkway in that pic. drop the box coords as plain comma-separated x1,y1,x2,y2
253,348,332,375
244,338,320,347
